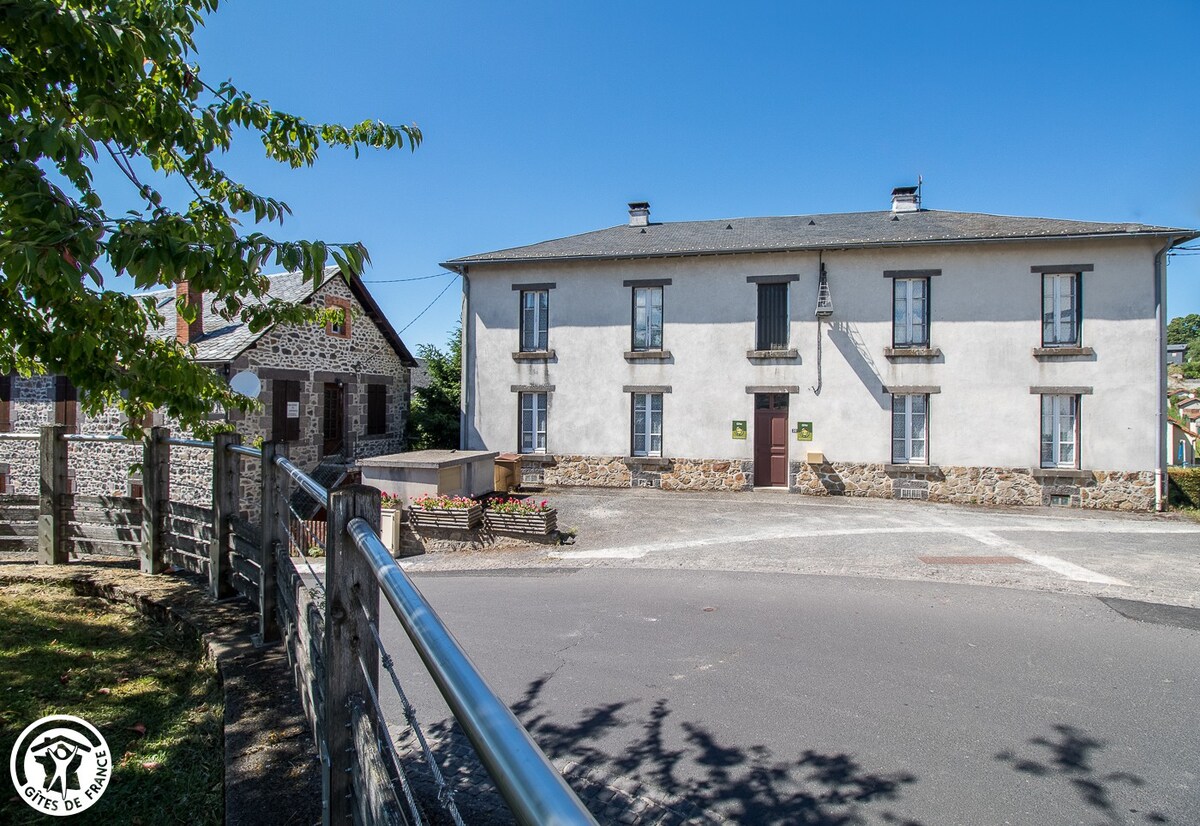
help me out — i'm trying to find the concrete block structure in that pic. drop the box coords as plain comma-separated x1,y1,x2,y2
444,188,1197,511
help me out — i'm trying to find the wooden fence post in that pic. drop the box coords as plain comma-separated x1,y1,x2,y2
210,432,239,599
324,485,382,825
38,425,68,565
258,441,282,643
140,426,169,574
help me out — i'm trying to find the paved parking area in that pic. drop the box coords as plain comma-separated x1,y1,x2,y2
400,488,1200,607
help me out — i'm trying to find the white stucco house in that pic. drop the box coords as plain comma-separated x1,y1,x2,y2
441,188,1197,511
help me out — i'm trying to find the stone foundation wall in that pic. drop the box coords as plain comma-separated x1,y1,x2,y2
790,461,1156,511
398,523,559,556
542,456,632,488
531,455,753,491
660,459,753,491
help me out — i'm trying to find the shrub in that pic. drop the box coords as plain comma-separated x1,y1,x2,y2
1168,467,1200,508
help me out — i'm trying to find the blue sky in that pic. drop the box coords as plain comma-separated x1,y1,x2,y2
133,0,1200,350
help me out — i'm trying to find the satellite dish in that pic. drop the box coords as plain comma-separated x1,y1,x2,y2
229,371,261,399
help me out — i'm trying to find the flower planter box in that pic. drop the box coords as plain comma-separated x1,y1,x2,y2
483,508,558,536
409,503,483,531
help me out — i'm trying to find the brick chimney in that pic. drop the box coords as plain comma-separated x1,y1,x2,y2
175,281,203,345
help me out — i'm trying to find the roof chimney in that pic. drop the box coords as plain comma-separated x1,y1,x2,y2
628,201,650,227
175,281,203,345
890,186,920,213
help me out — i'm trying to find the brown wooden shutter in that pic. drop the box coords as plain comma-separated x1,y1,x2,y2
0,374,10,433
273,380,301,442
367,384,386,435
55,376,78,433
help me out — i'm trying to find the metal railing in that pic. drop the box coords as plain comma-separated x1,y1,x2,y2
5,426,597,823
348,516,596,825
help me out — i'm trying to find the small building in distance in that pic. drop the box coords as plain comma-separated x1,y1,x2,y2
0,267,416,507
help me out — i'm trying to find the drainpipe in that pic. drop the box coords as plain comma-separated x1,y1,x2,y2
457,266,471,450
1153,237,1176,512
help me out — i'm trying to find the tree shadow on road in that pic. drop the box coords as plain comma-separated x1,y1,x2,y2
505,673,924,825
995,723,1169,825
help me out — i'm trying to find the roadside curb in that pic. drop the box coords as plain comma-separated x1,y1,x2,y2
0,563,321,826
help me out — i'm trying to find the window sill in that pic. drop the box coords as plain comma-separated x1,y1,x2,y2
518,453,556,464
512,350,556,362
623,456,669,467
884,463,939,474
1030,467,1093,481
624,350,672,361
884,347,942,359
746,349,800,361
1032,346,1095,359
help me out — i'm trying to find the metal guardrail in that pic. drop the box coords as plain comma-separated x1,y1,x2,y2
227,444,262,458
0,432,40,441
167,437,215,450
346,516,598,826
274,454,330,505
62,433,139,443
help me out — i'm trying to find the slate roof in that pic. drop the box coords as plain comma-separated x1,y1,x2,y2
442,210,1197,267
140,267,417,366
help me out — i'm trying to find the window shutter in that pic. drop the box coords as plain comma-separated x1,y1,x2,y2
757,284,788,350
0,374,10,433
367,384,386,435
55,376,78,433
273,379,302,442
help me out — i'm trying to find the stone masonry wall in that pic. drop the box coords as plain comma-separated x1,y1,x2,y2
789,461,1156,511
533,455,753,491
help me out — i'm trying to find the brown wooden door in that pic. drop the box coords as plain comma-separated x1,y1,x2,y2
754,393,789,487
323,383,344,457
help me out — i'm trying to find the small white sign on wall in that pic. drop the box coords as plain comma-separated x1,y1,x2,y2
287,401,300,418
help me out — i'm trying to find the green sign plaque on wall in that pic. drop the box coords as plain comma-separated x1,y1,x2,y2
732,420,748,440
796,422,813,441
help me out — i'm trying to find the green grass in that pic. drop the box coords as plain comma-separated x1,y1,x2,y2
0,582,222,825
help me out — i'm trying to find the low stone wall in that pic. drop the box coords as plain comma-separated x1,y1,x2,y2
527,455,753,491
789,461,1156,511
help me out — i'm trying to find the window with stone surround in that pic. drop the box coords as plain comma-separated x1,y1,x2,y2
325,296,352,338
1040,394,1078,468
519,392,547,453
1042,272,1080,347
631,286,663,351
632,393,663,457
520,290,549,352
0,464,8,494
891,394,928,464
366,384,387,436
893,277,929,348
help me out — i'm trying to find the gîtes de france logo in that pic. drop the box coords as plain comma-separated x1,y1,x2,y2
9,715,111,816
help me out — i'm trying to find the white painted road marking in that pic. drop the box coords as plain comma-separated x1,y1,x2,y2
962,529,1131,586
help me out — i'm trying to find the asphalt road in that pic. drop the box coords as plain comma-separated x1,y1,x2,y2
379,568,1200,826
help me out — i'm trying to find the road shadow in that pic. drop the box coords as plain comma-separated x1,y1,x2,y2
995,723,1169,825
395,673,923,825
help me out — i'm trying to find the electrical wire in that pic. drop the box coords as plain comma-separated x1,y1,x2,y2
397,274,459,335
359,271,456,284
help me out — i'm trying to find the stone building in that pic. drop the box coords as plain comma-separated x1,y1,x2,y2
0,267,416,508
444,188,1196,511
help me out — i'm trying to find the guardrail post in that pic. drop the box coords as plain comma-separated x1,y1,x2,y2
38,425,68,564
139,426,169,574
258,441,282,642
210,432,239,599
324,485,381,825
